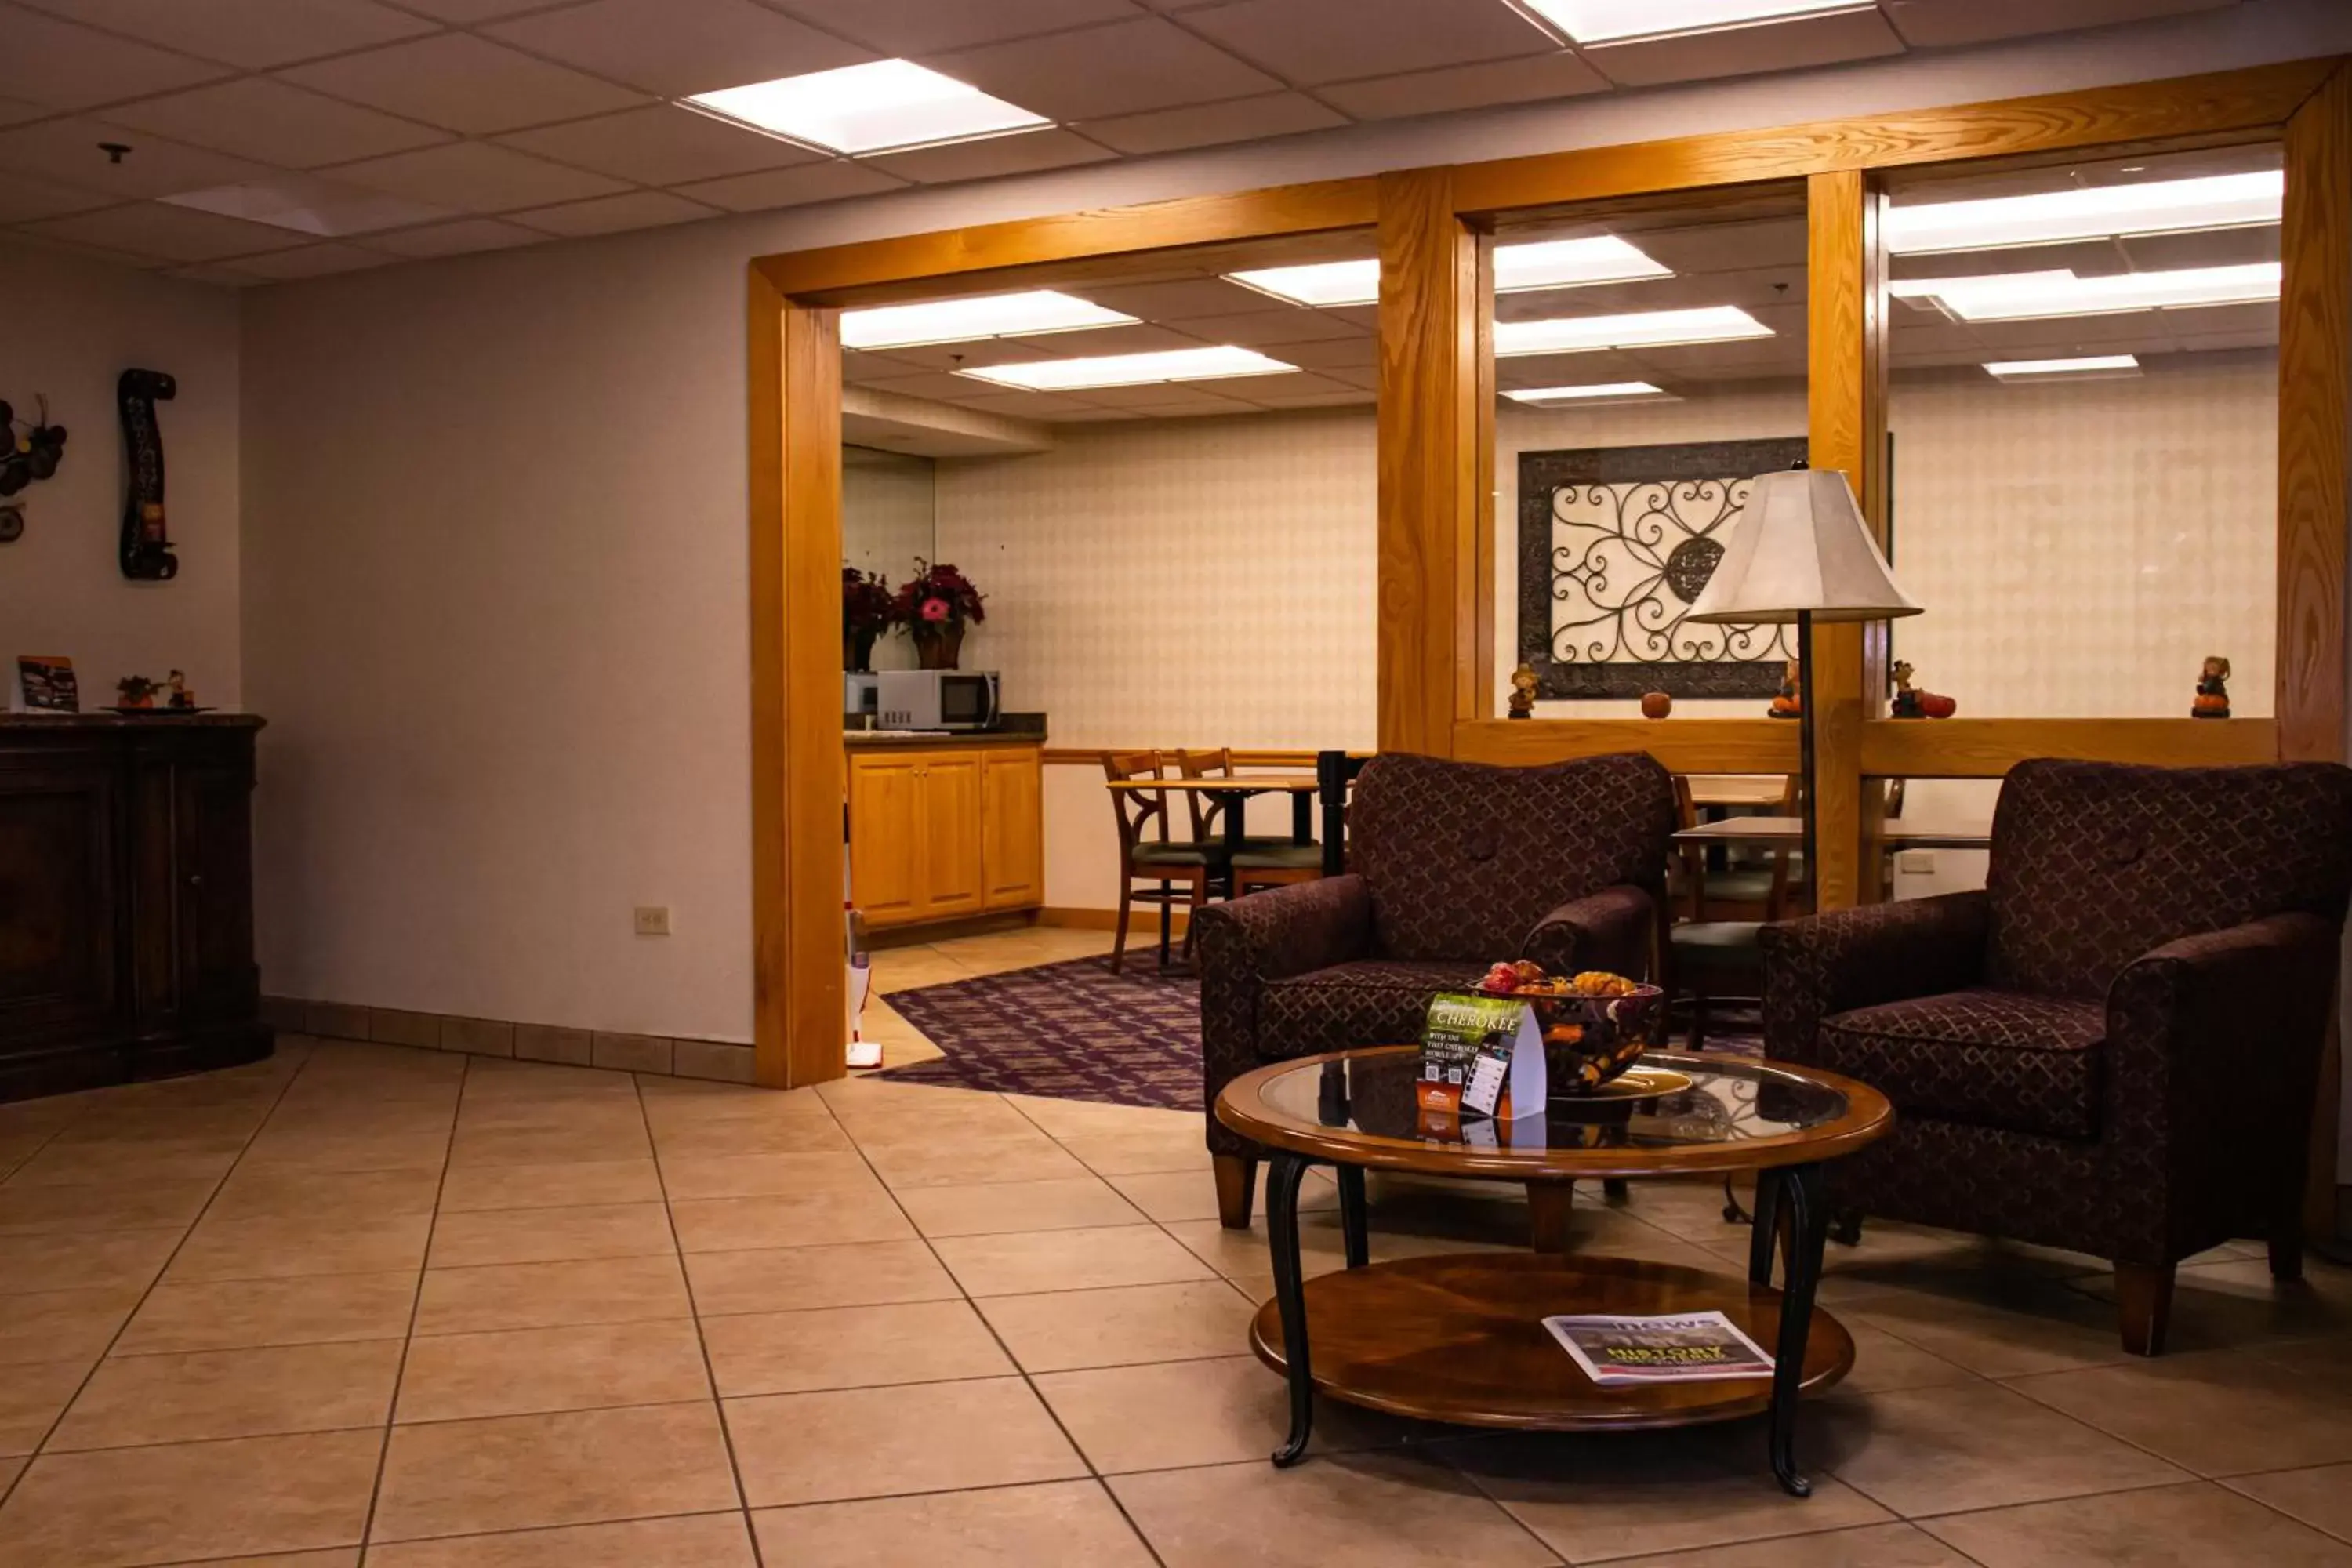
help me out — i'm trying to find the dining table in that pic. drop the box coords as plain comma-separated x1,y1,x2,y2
1670,816,1992,852
1102,774,1323,861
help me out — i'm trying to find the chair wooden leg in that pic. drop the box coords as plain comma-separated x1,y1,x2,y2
1110,884,1133,975
1157,881,1174,969
1181,870,1206,962
1689,987,1710,1053
1602,1178,1628,1202
2270,1231,2305,1283
2115,1261,2176,1356
1528,1181,1574,1251
1213,1152,1258,1229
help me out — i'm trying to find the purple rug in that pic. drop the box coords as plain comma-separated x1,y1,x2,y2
878,955,1203,1109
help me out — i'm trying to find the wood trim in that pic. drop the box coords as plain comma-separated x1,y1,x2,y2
1037,905,1191,935
1040,747,1328,768
1806,169,1872,913
1859,717,2280,776
1447,62,2332,216
2279,65,2350,768
1453,718,1798,772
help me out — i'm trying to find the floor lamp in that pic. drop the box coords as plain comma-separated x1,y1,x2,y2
1683,469,1921,908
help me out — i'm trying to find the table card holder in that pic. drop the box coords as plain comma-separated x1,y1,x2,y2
1418,993,1546,1119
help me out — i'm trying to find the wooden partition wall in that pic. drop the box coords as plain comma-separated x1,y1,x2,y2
750,59,2352,1220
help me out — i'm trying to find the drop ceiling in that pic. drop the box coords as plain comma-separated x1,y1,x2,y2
0,0,2245,285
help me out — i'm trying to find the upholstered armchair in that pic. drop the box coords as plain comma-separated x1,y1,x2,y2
1762,758,2352,1355
1194,750,1678,1228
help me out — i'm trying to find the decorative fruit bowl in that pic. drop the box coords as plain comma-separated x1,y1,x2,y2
1477,961,1666,1095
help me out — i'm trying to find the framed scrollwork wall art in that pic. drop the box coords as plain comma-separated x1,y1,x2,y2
1517,436,1808,700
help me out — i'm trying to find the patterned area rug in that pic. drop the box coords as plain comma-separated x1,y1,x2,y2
878,955,1203,1109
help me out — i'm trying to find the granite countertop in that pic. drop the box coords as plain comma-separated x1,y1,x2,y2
844,711,1045,747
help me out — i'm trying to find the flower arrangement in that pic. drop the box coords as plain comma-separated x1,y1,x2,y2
842,567,894,672
891,560,985,670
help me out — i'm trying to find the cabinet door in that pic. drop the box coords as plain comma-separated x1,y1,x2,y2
173,758,258,1024
848,753,924,927
918,754,985,920
980,749,1044,910
0,750,121,1047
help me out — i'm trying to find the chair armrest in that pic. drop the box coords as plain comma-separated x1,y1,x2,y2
1526,885,1656,982
1193,876,1374,1150
1761,890,1988,1065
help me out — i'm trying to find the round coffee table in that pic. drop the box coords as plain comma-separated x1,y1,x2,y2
1214,1047,1893,1496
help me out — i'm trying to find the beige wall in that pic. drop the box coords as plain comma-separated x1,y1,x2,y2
0,241,242,710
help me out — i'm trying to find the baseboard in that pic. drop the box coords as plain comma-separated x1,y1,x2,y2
1038,905,1190,935
866,909,1041,949
260,995,757,1085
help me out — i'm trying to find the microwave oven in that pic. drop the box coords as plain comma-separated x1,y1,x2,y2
843,672,879,720
877,670,1000,731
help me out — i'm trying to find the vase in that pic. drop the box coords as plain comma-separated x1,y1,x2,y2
914,624,964,670
844,628,879,673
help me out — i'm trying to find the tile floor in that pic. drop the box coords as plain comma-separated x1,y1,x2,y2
0,927,2349,1566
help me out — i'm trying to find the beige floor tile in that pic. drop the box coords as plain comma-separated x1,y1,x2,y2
0,1428,381,1566
703,1299,1012,1396
726,1377,1086,1508
0,1229,181,1297
1922,1479,2352,1566
396,1319,710,1422
372,1402,739,1542
1600,1522,1975,1567
205,1166,444,1222
447,1125,652,1170
436,1160,662,1213
1160,1214,1351,1286
649,1116,855,1158
1055,1130,1213,1178
1110,1450,1560,1568
0,1455,19,1493
1107,1167,1338,1225
833,1097,1043,1147
237,1129,454,1174
426,1203,673,1269
6,1136,246,1189
48,1339,402,1451
896,1175,1145,1238
2070,1257,2352,1350
976,1279,1257,1373
684,1241,959,1316
54,1103,270,1145
2228,1461,2352,1542
752,1479,1157,1566
0,1362,86,1457
1839,1279,2136,1380
861,1135,1094,1191
169,1211,431,1283
655,1152,883,1203
447,1101,648,1138
0,1289,133,1369
1003,1095,1193,1141
1447,1424,1891,1563
2007,1345,2352,1478
412,1254,691,1336
933,1224,1215,1297
172,1552,358,1566
1810,1379,2188,1516
669,1189,914,1253
1034,1355,1415,1474
1835,1319,1980,1395
0,1176,216,1236
365,1512,758,1566
118,1272,419,1356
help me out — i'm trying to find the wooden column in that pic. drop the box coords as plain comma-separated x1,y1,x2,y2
1377,169,1489,757
1805,169,1885,912
750,266,848,1088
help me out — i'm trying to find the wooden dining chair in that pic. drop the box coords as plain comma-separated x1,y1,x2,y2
1665,774,1803,1051
1173,746,1322,896
1102,750,1226,973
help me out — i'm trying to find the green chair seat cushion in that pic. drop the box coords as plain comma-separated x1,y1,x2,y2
1132,841,1228,867
1232,842,1323,870
1668,920,1768,962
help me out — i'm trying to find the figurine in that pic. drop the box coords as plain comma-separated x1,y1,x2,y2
1508,662,1539,719
1640,691,1672,720
1767,659,1802,719
165,670,195,710
1889,659,1922,718
2192,655,2230,719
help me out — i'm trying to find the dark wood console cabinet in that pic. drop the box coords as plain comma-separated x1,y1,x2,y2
0,714,271,1101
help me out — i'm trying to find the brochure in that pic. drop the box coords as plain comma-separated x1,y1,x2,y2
13,655,78,713
1418,992,1544,1119
1544,1310,1776,1386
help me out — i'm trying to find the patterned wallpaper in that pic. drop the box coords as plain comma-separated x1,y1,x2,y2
844,449,938,674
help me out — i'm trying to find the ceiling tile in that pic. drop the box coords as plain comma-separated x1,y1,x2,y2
500,105,820,186
167,261,270,285
0,95,46,126
672,158,906,212
510,188,720,236
768,0,1145,53
0,3,230,111
279,34,652,135
335,141,630,212
1269,336,1377,372
1169,307,1367,346
221,241,396,278
1582,9,1904,89
104,79,452,169
1079,277,1271,319
24,199,310,261
924,17,1280,122
0,169,114,223
376,0,549,17
0,118,278,200
865,127,1116,183
24,0,436,70
1079,90,1344,155
1182,0,1556,86
1883,0,2233,48
486,0,875,97
366,216,548,256
159,172,455,234
1317,50,1607,120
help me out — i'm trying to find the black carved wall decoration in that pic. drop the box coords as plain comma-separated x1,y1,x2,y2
1517,437,1807,700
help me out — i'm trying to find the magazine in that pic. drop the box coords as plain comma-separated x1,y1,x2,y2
13,655,79,713
1544,1310,1776,1385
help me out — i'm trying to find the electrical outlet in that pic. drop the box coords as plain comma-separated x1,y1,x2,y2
633,906,672,936
1895,850,1936,876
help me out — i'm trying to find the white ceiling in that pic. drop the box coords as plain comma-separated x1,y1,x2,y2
0,0,2245,285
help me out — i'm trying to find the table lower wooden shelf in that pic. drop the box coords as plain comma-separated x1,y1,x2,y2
1247,1252,1853,1430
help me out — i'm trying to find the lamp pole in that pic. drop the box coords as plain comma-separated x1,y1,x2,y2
1796,608,1817,916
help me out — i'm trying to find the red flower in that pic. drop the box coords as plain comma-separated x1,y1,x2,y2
920,597,950,622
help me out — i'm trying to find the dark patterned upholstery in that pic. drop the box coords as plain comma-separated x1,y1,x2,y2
1765,759,2352,1276
1196,750,1677,1161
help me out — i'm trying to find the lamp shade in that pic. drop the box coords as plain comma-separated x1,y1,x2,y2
1684,468,1922,625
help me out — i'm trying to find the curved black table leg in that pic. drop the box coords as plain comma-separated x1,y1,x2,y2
1336,1164,1369,1269
1747,1167,1783,1287
1265,1151,1316,1466
1768,1162,1828,1497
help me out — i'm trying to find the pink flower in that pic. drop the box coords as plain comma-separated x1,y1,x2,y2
920,597,950,622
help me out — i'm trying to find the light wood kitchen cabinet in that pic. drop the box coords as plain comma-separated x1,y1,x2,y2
848,741,1043,930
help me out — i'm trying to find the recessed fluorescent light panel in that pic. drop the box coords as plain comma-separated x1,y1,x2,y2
685,60,1046,155
1226,236,1671,308
840,291,1137,350
1523,0,1871,45
958,346,1298,391
1504,382,1675,405
1898,263,2279,322
1984,355,2140,380
1494,305,1773,356
1886,171,2282,255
